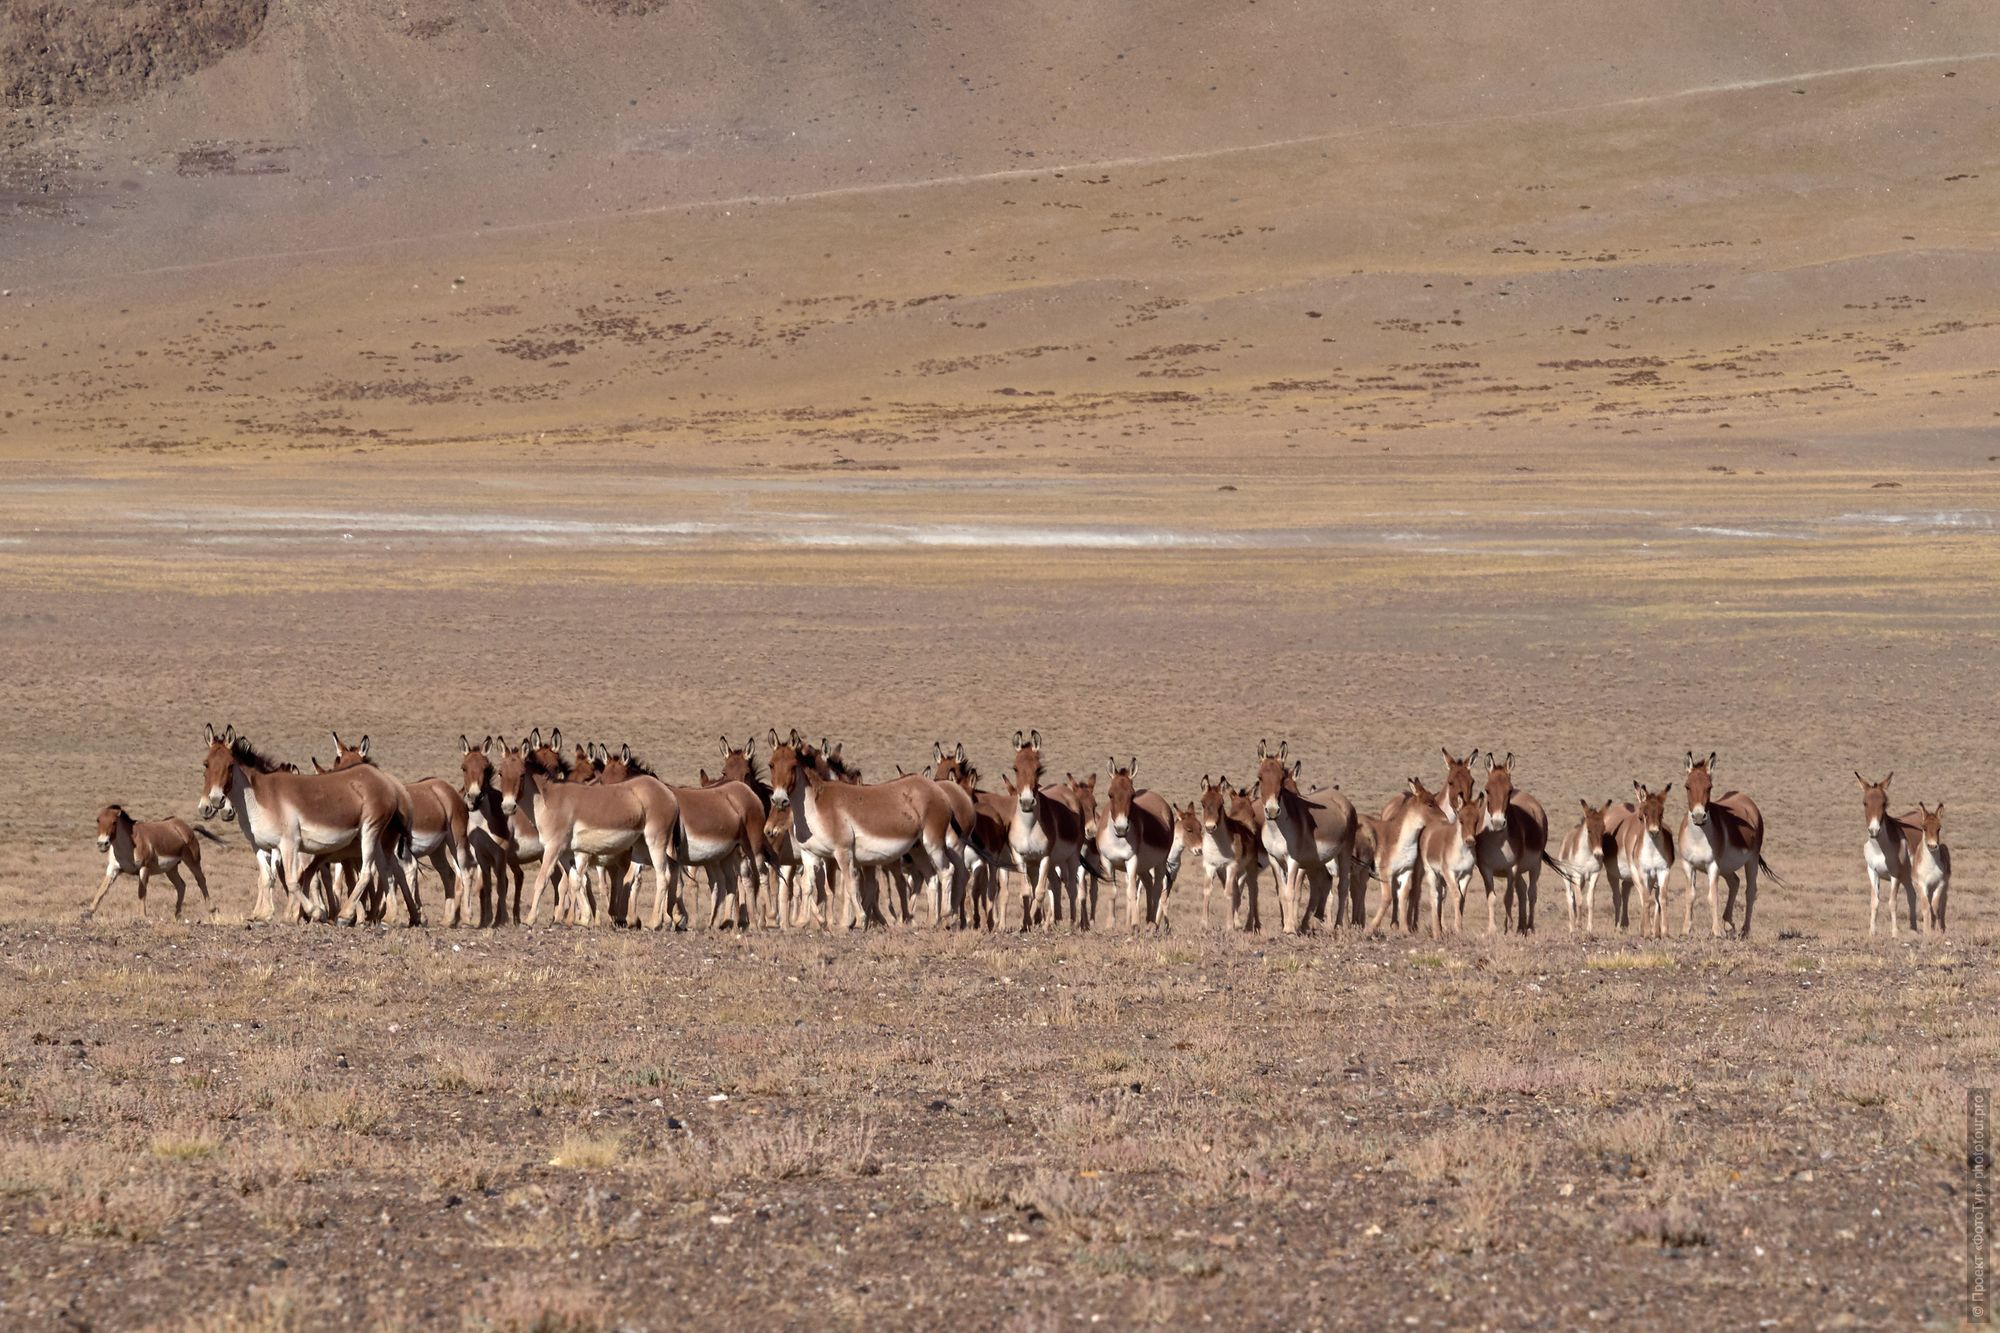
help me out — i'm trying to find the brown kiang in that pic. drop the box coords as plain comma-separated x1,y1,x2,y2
1855,772,1949,935
316,732,478,926
1606,780,1677,938
998,730,1092,931
768,729,959,932
494,735,680,928
88,803,220,921
1094,757,1180,931
198,723,420,925
1252,740,1360,933
1677,752,1769,938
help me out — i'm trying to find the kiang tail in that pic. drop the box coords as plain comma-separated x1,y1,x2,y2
1540,851,1588,886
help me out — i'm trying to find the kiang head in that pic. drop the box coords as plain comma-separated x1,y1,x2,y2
1009,730,1045,814
1255,739,1301,819
1855,771,1893,835
1480,752,1516,834
1684,751,1718,825
459,734,495,809
1106,757,1139,836
95,803,126,851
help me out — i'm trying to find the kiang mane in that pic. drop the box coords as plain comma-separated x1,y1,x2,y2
525,748,569,778
229,737,286,773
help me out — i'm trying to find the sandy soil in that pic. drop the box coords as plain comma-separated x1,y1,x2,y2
3,3,1999,1327
0,926,1992,1330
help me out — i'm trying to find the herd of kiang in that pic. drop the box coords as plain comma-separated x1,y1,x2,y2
84,725,1953,940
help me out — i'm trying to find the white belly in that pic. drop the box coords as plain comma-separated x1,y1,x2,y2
574,826,642,858
683,832,739,865
1680,820,1718,872
1638,837,1671,885
298,821,359,856
853,828,919,866
1912,850,1947,894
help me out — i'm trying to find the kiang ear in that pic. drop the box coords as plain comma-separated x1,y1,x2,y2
1290,759,1303,779
1441,746,1454,764
1632,778,1646,794
358,735,370,759
1030,729,1043,752
744,735,755,755
481,735,493,755
528,728,542,750
1707,751,1717,770
549,727,562,751
1257,738,1267,759
768,727,781,748
1687,750,1697,770
1108,754,1117,774
1935,801,1945,817
1883,771,1892,788
955,742,967,764
788,728,802,747
699,768,712,784
1279,740,1288,759
1579,798,1590,813
1484,753,1496,772
224,724,237,744
1503,751,1514,770
461,734,473,754
621,743,633,764
1200,774,1213,793
1129,756,1138,777
1013,730,1025,750
721,736,732,756
934,741,946,764
204,722,217,744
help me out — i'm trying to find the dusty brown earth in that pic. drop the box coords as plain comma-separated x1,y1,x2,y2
3,2,1999,1328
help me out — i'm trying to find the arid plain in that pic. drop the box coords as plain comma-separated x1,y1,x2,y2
2,2,1998,1327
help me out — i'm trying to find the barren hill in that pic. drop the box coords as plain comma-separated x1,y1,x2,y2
2,1,1997,462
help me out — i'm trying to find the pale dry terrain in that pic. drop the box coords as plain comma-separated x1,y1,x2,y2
2,2,1999,1327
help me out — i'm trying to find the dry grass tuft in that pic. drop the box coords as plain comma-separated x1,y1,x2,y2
548,1127,624,1170
923,1159,1011,1213
151,1120,222,1161
460,1277,607,1333
1584,952,1675,971
180,1282,323,1333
